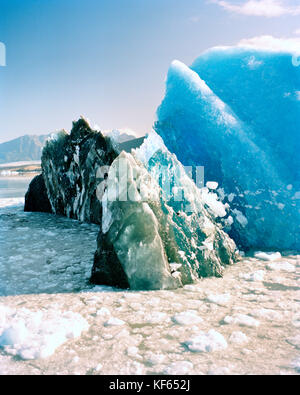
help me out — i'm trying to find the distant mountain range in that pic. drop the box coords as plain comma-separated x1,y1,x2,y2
117,136,145,153
0,130,145,164
104,129,137,144
0,134,50,164
103,129,145,153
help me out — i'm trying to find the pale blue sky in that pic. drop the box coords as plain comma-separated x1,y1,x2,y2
0,0,299,142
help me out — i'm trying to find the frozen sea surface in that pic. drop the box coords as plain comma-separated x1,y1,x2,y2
0,177,34,199
0,202,299,375
0,203,100,295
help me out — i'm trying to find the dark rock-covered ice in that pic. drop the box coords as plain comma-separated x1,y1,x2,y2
24,174,51,213
42,117,117,224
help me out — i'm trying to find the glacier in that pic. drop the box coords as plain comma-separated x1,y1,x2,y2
154,47,300,251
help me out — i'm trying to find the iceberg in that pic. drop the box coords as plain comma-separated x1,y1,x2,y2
154,47,300,251
91,131,237,290
26,118,237,290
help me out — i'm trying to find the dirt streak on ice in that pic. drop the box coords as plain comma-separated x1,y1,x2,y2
0,204,299,375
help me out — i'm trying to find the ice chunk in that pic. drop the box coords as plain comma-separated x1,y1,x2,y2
144,312,168,324
96,307,111,317
232,209,248,227
202,188,227,218
223,314,260,328
184,329,228,352
126,346,140,357
163,361,193,375
95,363,103,372
287,335,300,349
206,293,231,306
104,317,125,327
183,285,200,292
291,358,300,373
229,331,248,344
250,309,283,321
145,353,166,366
240,270,265,282
208,367,230,375
206,181,218,190
0,307,89,360
254,252,281,261
0,322,29,346
171,311,203,325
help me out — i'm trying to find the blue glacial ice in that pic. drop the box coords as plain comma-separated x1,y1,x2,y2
154,46,300,251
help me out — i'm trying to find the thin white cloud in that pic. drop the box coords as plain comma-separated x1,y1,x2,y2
294,28,300,35
214,0,300,17
237,35,300,54
203,35,300,56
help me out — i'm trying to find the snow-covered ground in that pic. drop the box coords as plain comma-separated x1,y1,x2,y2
0,202,299,375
